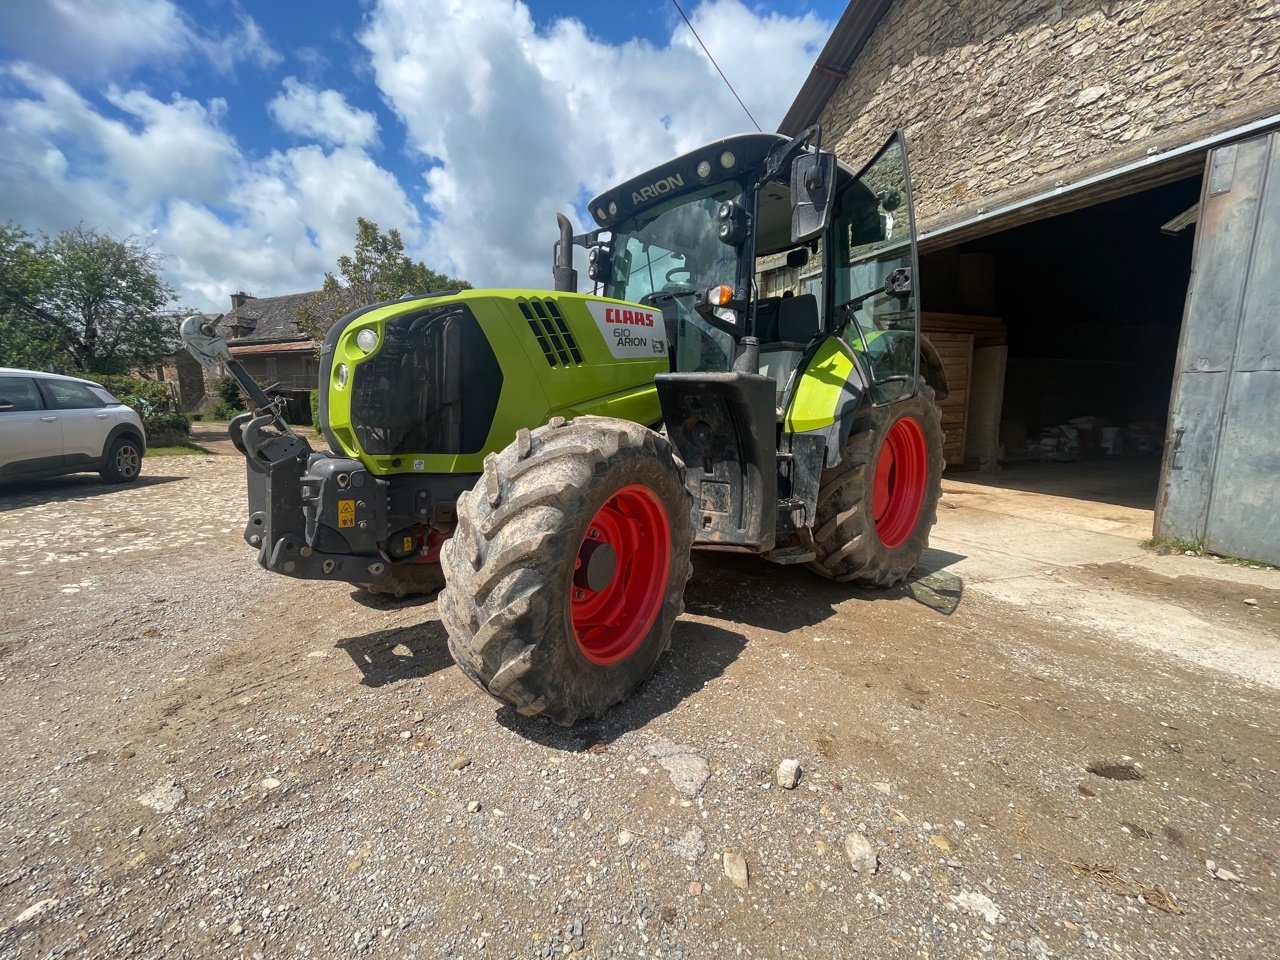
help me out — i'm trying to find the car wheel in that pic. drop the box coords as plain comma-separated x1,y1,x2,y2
100,437,143,483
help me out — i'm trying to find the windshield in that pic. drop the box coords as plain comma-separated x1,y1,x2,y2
604,183,742,371
605,183,741,300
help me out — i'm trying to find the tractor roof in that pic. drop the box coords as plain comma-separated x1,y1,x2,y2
588,133,791,232
588,132,858,235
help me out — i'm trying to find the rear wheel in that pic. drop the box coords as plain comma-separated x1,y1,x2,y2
807,385,943,585
100,436,143,483
439,416,694,725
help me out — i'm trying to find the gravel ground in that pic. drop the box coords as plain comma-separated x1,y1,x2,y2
1,431,1278,959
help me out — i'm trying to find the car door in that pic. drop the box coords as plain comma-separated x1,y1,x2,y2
0,374,63,478
38,378,108,468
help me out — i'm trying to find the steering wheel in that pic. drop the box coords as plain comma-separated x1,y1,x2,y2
665,266,694,284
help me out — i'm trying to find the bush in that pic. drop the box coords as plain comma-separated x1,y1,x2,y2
309,390,320,428
206,374,247,421
212,375,246,413
98,374,174,417
143,409,191,446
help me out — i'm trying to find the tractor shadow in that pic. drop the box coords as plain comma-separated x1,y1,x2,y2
497,620,748,749
336,619,454,688
683,547,969,629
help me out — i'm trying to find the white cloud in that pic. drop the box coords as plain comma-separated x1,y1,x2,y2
0,64,419,311
0,0,832,310
360,0,830,287
0,0,279,81
269,78,378,149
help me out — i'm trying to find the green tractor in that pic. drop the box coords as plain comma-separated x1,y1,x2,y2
181,128,947,725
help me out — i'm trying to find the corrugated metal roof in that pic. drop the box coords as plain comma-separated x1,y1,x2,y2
228,340,317,356
777,1,894,136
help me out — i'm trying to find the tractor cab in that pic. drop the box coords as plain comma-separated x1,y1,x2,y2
577,129,928,417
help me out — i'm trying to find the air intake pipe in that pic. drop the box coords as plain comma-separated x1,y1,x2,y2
552,213,578,293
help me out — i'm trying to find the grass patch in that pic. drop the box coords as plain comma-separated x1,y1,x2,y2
1217,554,1279,571
147,443,215,457
1140,535,1204,555
1141,535,1277,570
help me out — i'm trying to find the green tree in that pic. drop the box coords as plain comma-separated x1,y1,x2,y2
0,223,177,374
0,223,66,371
298,218,470,340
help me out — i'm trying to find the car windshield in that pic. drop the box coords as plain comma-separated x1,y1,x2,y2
604,183,742,302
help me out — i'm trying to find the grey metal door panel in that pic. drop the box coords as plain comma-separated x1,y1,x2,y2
1234,141,1280,367
1175,140,1267,373
1206,370,1280,561
1157,371,1229,537
1157,129,1280,566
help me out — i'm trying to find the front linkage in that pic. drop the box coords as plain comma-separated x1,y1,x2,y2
179,316,400,589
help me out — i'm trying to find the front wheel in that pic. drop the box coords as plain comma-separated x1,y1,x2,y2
100,436,143,483
807,385,944,586
439,417,694,725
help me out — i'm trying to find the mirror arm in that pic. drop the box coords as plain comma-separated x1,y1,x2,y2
760,124,821,189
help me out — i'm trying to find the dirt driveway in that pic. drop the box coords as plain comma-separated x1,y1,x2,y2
1,434,1277,959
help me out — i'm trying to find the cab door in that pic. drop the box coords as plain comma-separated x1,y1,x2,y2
828,131,920,405
0,374,63,477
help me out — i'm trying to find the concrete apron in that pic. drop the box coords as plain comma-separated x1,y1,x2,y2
926,477,1280,689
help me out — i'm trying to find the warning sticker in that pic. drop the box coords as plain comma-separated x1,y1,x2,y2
337,499,356,528
585,300,667,361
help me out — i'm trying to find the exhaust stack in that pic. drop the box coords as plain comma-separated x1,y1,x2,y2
552,213,577,293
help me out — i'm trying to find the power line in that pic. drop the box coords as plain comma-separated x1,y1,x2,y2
670,0,761,132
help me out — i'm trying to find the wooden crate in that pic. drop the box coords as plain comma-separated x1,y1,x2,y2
923,330,973,467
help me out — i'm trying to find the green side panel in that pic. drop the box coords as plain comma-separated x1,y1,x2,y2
325,290,667,476
784,336,856,434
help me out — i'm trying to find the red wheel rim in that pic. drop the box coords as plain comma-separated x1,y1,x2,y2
571,484,671,666
872,416,928,550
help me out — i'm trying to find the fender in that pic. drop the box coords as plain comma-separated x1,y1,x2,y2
101,422,146,459
783,334,868,470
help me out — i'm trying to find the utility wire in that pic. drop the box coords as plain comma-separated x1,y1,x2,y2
670,0,761,132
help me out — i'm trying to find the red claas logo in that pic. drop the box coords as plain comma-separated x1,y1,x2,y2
604,307,655,327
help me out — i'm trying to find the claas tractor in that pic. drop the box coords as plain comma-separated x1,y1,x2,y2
181,128,948,725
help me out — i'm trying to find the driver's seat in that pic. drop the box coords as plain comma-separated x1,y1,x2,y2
759,293,820,411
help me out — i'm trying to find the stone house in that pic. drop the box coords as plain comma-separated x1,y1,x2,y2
780,0,1280,563
206,291,323,423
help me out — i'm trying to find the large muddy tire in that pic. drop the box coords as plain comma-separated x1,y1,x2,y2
358,562,445,599
439,416,694,725
807,385,943,586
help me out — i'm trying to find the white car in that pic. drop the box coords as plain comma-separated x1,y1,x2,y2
0,368,147,484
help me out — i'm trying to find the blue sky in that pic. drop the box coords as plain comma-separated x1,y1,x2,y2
0,1,841,310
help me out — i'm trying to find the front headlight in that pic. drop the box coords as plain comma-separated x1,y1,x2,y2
336,363,349,389
355,328,378,353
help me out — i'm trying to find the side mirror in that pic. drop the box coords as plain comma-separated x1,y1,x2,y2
785,247,810,269
0,399,13,412
587,244,612,283
790,152,836,244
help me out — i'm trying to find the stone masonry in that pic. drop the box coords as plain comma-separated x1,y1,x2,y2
819,0,1280,230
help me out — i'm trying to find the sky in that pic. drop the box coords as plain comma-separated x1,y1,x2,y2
0,0,841,312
